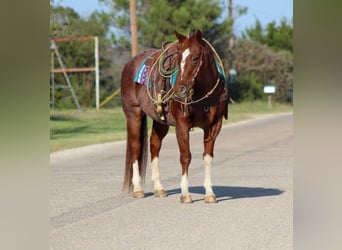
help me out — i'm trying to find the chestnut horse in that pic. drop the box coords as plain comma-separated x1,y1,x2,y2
120,30,228,203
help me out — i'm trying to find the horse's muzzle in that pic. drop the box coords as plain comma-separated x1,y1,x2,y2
174,84,194,102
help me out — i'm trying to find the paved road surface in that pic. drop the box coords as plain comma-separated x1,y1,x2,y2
50,112,293,250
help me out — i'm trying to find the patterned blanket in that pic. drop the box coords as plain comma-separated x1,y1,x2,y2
134,57,150,85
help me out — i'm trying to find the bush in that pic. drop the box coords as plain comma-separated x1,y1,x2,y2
229,74,263,102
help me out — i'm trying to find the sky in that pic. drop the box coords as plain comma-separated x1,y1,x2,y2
55,0,293,36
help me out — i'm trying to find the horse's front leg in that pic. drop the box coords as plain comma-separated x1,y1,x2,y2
203,118,223,203
150,121,169,197
175,120,192,203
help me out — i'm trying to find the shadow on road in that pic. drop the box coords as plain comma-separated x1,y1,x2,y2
159,186,283,203
51,186,284,228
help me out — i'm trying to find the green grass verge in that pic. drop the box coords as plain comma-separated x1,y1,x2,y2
50,101,292,152
224,100,292,124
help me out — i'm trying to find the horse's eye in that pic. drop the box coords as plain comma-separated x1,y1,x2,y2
192,55,199,63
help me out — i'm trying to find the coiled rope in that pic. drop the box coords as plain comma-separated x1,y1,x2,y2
146,38,226,106
146,42,178,105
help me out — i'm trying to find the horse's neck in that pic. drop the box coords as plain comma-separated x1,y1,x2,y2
198,54,220,88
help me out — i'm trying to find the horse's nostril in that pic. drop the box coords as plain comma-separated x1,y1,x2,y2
189,88,194,96
178,85,187,96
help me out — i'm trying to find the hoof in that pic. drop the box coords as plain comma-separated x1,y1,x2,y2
180,195,193,203
133,190,145,198
154,189,167,197
204,195,217,203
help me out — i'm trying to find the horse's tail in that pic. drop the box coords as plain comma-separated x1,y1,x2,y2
123,114,148,192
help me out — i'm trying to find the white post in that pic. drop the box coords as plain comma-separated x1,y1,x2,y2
268,95,272,108
95,36,100,109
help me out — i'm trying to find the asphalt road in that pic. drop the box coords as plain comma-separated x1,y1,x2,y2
50,112,293,250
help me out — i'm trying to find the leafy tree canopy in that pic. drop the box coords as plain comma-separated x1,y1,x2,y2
242,18,293,53
231,39,293,103
99,0,227,49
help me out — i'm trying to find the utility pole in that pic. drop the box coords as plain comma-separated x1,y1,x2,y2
228,0,233,24
228,0,234,70
228,0,236,85
129,0,138,57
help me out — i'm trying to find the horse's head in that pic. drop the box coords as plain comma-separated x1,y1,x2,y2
173,30,206,100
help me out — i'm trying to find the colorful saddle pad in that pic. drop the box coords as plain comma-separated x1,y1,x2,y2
134,57,150,85
134,56,178,86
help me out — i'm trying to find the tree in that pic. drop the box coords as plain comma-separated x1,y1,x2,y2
100,0,226,49
228,18,293,103
266,18,293,53
242,19,264,44
230,39,293,103
242,17,293,53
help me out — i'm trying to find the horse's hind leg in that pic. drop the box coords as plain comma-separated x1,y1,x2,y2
123,106,148,198
150,121,169,197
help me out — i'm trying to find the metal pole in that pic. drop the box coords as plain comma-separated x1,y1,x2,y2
51,51,55,109
52,40,82,111
95,36,100,109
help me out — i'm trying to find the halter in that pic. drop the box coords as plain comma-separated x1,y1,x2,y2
175,78,221,105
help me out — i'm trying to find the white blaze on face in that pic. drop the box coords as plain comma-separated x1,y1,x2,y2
180,48,190,80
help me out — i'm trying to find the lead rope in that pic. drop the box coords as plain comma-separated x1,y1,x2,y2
202,38,226,78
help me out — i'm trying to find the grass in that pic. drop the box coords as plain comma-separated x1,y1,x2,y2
224,100,292,124
50,109,126,152
50,101,292,152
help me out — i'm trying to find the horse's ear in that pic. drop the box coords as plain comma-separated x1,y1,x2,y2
195,30,203,41
195,30,206,46
175,30,186,43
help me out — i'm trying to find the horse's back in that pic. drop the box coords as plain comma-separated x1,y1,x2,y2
120,49,161,116
121,49,158,87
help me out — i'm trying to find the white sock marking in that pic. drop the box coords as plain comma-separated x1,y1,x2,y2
180,174,189,196
132,160,142,192
203,154,214,195
151,157,164,190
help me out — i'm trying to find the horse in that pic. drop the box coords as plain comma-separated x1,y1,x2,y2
120,30,228,203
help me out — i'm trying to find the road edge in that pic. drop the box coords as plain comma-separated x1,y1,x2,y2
50,112,293,161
